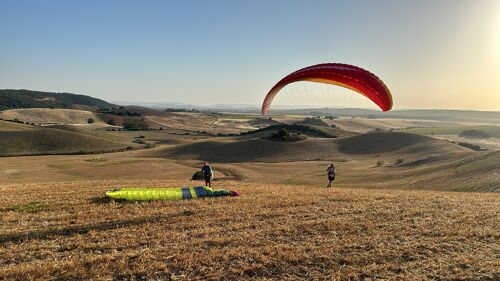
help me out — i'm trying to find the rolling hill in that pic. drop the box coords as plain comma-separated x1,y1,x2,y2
399,125,500,138
0,120,135,156
398,150,500,192
240,123,356,138
0,89,114,111
0,108,105,125
0,119,33,131
149,131,468,163
335,131,462,155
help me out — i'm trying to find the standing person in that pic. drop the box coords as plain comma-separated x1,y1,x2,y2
326,163,336,188
201,161,213,187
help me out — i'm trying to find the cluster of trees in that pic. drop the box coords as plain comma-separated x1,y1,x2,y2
0,89,112,110
0,117,39,126
241,124,338,138
323,115,337,120
122,118,149,131
165,108,200,113
459,130,490,139
97,107,141,116
266,128,306,142
455,142,482,151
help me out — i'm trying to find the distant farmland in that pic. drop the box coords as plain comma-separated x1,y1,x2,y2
399,125,500,138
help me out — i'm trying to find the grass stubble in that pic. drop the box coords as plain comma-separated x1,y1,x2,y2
0,180,498,280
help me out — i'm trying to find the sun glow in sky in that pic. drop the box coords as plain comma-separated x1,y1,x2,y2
0,0,499,110
495,4,500,70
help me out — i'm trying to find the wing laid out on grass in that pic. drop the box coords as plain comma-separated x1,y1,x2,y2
105,186,231,201
261,63,393,114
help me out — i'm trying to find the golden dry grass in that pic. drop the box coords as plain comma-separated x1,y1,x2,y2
0,141,498,192
0,108,104,125
145,112,303,134
150,132,466,163
0,120,34,131
0,180,498,280
0,128,136,156
0,115,499,279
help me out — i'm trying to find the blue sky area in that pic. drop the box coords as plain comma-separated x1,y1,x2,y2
1,0,499,110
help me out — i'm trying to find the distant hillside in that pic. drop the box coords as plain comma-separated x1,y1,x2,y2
337,132,436,154
0,119,33,131
224,107,500,124
150,131,467,163
149,138,341,163
0,89,114,111
400,125,500,138
240,123,356,138
403,150,500,192
0,108,105,125
278,108,500,124
0,120,135,156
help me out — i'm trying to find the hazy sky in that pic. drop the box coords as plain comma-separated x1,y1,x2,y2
1,0,499,110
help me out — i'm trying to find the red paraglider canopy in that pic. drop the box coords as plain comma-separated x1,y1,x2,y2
261,63,393,114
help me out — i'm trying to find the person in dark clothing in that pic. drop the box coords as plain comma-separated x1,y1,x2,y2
327,163,336,188
201,161,213,187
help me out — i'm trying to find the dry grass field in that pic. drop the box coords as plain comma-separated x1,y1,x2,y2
327,117,460,133
399,125,500,138
0,121,139,156
145,111,303,134
0,111,499,280
0,180,498,280
0,108,105,125
148,132,462,163
398,125,500,151
0,120,33,131
0,129,498,191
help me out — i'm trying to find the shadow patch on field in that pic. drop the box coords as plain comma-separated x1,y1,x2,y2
88,196,113,204
0,212,191,244
156,138,341,163
337,132,431,155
